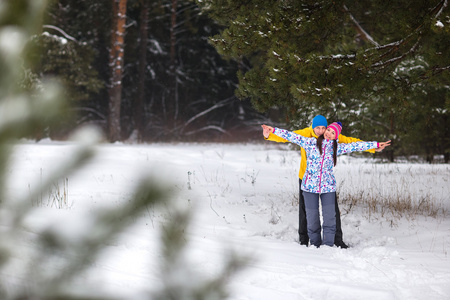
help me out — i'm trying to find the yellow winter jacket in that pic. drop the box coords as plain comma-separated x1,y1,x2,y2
265,125,376,179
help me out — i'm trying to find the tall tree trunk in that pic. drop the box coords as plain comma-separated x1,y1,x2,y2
167,0,178,133
170,0,177,68
108,0,127,142
135,0,149,140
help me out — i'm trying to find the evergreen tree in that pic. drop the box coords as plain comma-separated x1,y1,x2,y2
36,0,111,139
197,0,449,159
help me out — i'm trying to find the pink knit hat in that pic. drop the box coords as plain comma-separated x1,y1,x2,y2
328,122,342,139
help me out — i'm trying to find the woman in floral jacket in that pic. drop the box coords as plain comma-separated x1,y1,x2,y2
261,122,391,247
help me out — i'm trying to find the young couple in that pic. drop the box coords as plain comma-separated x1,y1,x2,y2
262,115,391,248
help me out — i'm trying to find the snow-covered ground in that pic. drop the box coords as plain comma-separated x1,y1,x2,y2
1,141,449,299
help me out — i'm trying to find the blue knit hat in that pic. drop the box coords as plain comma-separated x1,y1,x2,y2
311,115,328,129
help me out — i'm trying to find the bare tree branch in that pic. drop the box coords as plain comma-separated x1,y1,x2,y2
372,38,421,69
42,25,78,42
184,125,230,136
420,65,450,80
343,5,380,47
180,96,236,132
432,0,448,18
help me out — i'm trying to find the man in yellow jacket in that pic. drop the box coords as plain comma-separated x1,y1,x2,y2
264,115,376,248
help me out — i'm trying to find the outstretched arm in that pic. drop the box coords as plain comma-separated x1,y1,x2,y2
339,135,391,153
337,140,391,155
263,126,312,143
261,125,308,148
338,134,376,153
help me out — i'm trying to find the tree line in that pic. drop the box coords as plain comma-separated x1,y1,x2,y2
28,0,264,143
26,0,449,162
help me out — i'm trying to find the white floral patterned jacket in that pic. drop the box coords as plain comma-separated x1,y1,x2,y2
273,128,378,194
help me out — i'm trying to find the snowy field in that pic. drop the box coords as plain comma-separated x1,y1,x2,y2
1,140,449,299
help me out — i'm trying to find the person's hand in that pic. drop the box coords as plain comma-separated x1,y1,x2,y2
261,124,274,139
376,140,391,151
